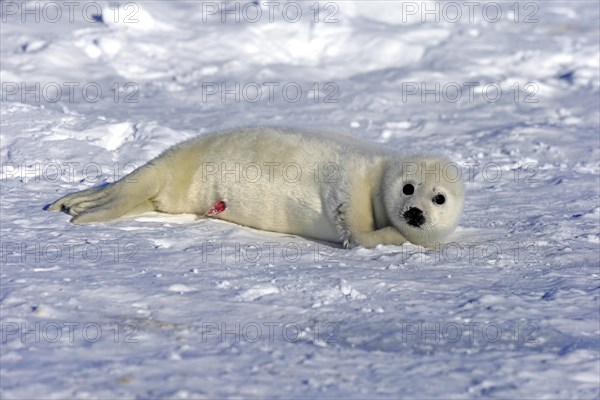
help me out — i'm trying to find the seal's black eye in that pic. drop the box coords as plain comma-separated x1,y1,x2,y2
403,184,414,195
433,194,445,205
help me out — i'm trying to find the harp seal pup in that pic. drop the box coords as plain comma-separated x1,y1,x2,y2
48,127,464,248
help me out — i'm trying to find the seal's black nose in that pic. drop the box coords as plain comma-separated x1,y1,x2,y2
403,207,426,227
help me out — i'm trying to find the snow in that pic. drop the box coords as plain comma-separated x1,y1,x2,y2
1,1,599,399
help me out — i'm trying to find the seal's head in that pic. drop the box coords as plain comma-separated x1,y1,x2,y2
383,155,464,247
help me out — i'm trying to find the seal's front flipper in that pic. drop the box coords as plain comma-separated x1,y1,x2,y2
345,227,407,248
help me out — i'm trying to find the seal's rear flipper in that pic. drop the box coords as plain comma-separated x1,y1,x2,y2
70,198,155,224
48,167,159,224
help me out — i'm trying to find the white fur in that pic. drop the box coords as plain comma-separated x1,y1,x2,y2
49,127,464,248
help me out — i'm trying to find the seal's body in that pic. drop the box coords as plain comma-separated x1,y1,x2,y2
49,127,464,248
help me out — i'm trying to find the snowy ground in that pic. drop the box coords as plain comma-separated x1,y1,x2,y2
1,1,599,399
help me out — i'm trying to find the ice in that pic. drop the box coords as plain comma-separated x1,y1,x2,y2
1,1,599,399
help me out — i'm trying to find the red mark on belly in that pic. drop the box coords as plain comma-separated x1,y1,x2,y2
205,200,227,217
